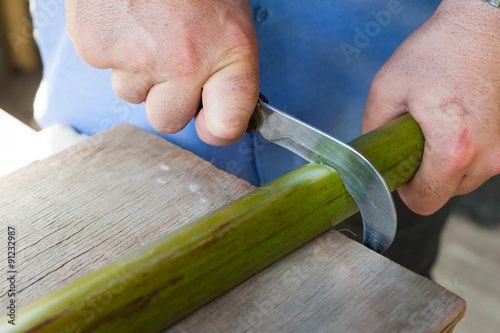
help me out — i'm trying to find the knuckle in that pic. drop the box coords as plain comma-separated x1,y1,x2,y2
150,119,187,134
413,205,439,216
441,143,475,175
455,177,482,196
208,111,248,141
429,131,475,176
368,71,388,95
70,31,109,68
114,86,145,105
491,156,500,176
126,51,155,75
111,72,149,104
66,12,116,68
218,23,258,62
167,39,203,78
226,25,257,51
400,191,439,216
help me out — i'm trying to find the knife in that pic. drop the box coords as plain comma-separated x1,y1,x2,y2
246,95,396,253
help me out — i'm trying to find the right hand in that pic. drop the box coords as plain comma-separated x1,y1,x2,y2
66,0,259,146
362,0,500,215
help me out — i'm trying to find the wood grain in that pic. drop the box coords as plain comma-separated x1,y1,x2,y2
0,124,464,332
0,124,254,309
171,229,465,333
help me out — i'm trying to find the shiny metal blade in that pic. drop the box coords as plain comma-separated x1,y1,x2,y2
255,101,396,253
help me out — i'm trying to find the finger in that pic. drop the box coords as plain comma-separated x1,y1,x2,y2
456,146,500,196
145,79,203,134
453,155,500,196
361,69,409,135
195,67,259,146
65,2,114,69
111,69,152,104
454,173,487,196
65,1,77,40
398,138,469,216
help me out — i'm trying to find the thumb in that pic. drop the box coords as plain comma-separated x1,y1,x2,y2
195,62,259,146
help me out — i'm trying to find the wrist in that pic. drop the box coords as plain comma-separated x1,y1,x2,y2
435,0,500,31
432,0,500,57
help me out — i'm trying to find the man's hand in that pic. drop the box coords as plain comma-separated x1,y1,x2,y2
66,0,259,146
362,0,500,215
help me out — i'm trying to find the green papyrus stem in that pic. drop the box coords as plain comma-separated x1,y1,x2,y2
3,113,424,333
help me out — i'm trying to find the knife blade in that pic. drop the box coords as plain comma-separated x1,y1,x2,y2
247,97,396,253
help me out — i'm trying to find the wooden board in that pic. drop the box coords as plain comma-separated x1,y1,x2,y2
0,124,465,332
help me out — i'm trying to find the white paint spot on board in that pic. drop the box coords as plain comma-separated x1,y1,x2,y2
199,198,207,203
157,178,167,185
160,164,170,171
189,184,200,192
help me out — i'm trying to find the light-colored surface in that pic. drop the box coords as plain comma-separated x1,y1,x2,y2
433,214,500,333
0,108,36,141
0,124,464,332
0,109,88,177
0,124,254,309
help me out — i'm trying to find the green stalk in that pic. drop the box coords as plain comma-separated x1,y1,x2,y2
3,114,424,333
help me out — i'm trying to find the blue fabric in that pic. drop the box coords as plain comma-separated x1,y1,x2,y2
31,0,441,186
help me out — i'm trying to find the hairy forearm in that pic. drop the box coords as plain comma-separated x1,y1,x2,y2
434,0,500,67
436,0,500,32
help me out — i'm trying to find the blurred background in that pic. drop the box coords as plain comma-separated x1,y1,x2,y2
0,1,499,332
0,0,41,130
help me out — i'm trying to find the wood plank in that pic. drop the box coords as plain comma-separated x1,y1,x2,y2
0,124,464,332
0,124,254,309
170,230,465,333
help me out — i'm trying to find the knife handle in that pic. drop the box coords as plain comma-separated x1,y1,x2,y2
246,93,269,134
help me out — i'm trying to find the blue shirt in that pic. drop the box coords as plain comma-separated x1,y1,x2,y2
31,0,441,185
